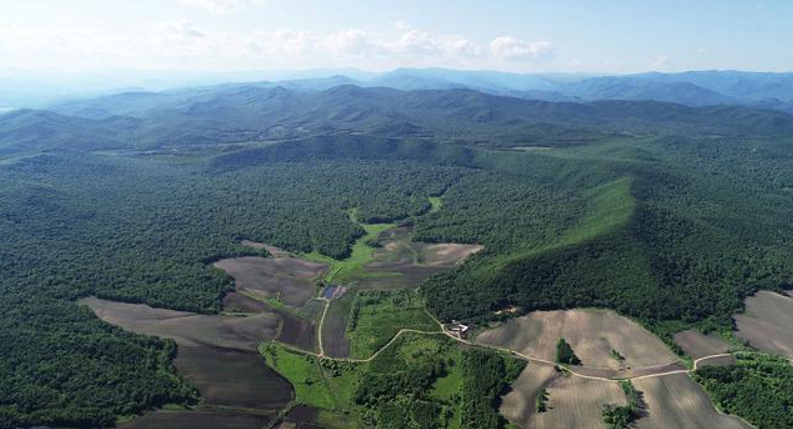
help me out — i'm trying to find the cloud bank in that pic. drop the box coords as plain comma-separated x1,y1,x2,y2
0,17,554,71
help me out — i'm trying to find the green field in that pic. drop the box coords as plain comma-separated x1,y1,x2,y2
5,78,793,428
261,330,521,429
260,343,339,410
346,289,440,359
305,209,397,284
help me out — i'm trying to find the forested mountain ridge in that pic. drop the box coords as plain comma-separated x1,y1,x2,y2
2,82,793,428
6,85,792,156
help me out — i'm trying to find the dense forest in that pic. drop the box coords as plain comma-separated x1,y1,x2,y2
694,354,793,429
420,136,793,334
0,151,464,427
2,83,793,427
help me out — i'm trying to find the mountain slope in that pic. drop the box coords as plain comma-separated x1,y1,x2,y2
5,85,793,154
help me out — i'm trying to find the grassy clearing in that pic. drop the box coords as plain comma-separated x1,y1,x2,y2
489,176,635,270
347,289,440,359
315,410,365,429
428,196,443,213
305,209,397,284
260,342,337,410
264,330,523,429
431,364,463,402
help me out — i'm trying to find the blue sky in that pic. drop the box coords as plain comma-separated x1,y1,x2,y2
0,0,791,73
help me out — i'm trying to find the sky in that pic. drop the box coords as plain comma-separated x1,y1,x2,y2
0,0,791,74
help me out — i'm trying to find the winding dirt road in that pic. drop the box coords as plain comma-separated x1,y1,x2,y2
291,308,738,383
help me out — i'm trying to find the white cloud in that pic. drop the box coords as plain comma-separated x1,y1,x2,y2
316,25,483,64
157,19,206,39
318,29,377,57
649,55,674,70
489,36,554,61
0,17,556,72
179,0,262,14
248,29,315,56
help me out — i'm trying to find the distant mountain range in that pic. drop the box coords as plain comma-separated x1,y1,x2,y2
3,82,793,158
41,68,793,119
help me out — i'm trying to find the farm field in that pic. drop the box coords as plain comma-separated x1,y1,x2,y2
674,330,731,360
359,226,482,289
119,409,273,429
734,290,793,359
80,297,280,350
476,309,679,369
240,239,292,257
345,289,440,359
276,309,318,352
633,373,752,429
173,345,292,410
516,370,626,429
81,297,293,426
321,294,354,358
499,364,558,426
214,256,327,307
222,291,270,313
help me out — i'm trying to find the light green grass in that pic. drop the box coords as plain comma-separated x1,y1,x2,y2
260,343,336,410
315,410,364,429
489,176,635,270
431,362,463,401
428,196,443,213
238,290,303,317
266,332,469,427
347,290,440,359
304,209,396,284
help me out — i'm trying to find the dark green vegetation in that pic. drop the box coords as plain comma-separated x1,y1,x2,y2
601,381,640,429
0,308,197,429
346,289,439,358
535,389,548,413
263,333,524,429
2,83,793,427
694,353,793,429
458,350,526,429
423,135,793,337
555,338,581,365
0,152,462,428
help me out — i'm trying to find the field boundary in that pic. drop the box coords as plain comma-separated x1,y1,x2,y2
266,308,739,384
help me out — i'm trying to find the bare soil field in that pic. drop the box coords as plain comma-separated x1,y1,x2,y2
215,256,327,307
353,265,443,290
277,310,317,352
695,355,736,368
81,297,279,351
735,290,793,359
368,227,481,270
633,373,752,429
418,242,483,267
507,370,625,429
240,240,292,257
120,408,273,429
223,291,270,313
360,229,481,289
282,405,322,428
674,330,731,360
572,362,686,380
321,295,353,358
83,297,293,427
477,309,678,369
500,364,559,426
222,291,316,351
174,345,292,409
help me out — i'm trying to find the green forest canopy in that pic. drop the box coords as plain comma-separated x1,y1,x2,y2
1,110,793,426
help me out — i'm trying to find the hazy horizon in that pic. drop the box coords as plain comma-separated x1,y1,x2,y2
2,0,792,74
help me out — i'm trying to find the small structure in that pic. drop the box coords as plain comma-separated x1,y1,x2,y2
446,320,471,338
494,305,519,316
322,285,347,300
